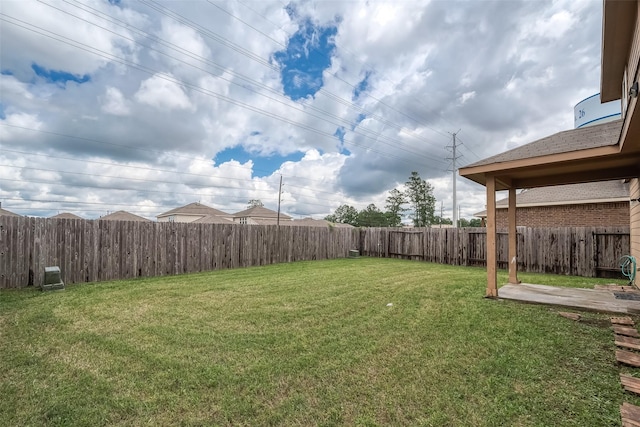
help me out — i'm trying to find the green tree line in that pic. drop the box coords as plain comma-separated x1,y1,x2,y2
325,171,482,228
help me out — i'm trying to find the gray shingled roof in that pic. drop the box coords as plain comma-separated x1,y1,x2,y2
233,205,292,220
99,210,151,222
465,119,622,168
192,214,234,224
0,207,21,217
157,202,228,218
50,212,84,219
474,180,629,216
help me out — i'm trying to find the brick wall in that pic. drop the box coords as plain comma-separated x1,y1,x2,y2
494,202,630,228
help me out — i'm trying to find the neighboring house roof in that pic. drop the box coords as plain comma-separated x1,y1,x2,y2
99,211,151,222
233,217,355,227
474,180,629,217
246,218,281,225
233,205,292,220
192,215,234,224
50,212,83,219
0,207,21,217
292,218,337,227
157,202,228,219
465,119,622,168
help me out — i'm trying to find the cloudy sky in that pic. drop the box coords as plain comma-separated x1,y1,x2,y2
0,0,603,221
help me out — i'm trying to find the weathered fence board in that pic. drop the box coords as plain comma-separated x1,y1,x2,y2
0,216,631,289
360,227,630,279
0,217,361,289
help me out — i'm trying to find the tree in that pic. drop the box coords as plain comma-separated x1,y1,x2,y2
404,171,436,227
469,218,482,227
325,204,359,226
357,204,389,227
458,218,482,227
247,199,264,208
384,188,406,227
434,216,453,226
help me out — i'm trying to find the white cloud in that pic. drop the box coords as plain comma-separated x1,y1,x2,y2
101,87,130,116
532,10,576,40
134,74,193,111
0,0,606,220
460,91,476,104
0,0,139,77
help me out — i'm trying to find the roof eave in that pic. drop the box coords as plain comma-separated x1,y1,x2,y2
459,145,621,189
601,0,637,102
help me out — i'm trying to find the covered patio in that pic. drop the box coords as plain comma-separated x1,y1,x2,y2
459,2,640,306
460,119,640,300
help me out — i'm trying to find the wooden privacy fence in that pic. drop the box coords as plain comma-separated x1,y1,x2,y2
0,217,631,289
0,217,359,289
360,226,631,278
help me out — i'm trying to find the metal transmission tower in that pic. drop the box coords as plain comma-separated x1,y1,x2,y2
446,131,462,228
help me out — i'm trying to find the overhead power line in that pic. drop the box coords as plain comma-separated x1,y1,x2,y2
231,0,453,141
2,8,445,170
0,148,346,199
59,0,450,154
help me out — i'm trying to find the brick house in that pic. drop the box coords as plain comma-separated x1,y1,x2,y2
474,180,629,228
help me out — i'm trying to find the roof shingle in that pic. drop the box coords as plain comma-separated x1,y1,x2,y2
157,202,228,218
50,212,84,219
99,211,151,222
233,205,292,220
0,207,21,217
465,119,622,168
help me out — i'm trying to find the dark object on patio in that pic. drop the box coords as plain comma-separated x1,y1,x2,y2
42,266,65,291
614,292,640,301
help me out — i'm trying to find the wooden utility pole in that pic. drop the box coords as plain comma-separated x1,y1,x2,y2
276,175,283,227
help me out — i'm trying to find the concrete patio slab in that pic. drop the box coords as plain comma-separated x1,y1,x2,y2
498,283,640,314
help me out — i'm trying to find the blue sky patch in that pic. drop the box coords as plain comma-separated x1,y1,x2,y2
31,63,90,86
333,127,351,155
0,103,5,120
273,19,337,100
352,113,366,130
215,146,305,178
353,71,372,100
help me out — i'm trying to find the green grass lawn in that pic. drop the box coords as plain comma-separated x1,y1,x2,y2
1,258,639,426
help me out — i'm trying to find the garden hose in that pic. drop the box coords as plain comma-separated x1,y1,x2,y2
620,255,637,287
